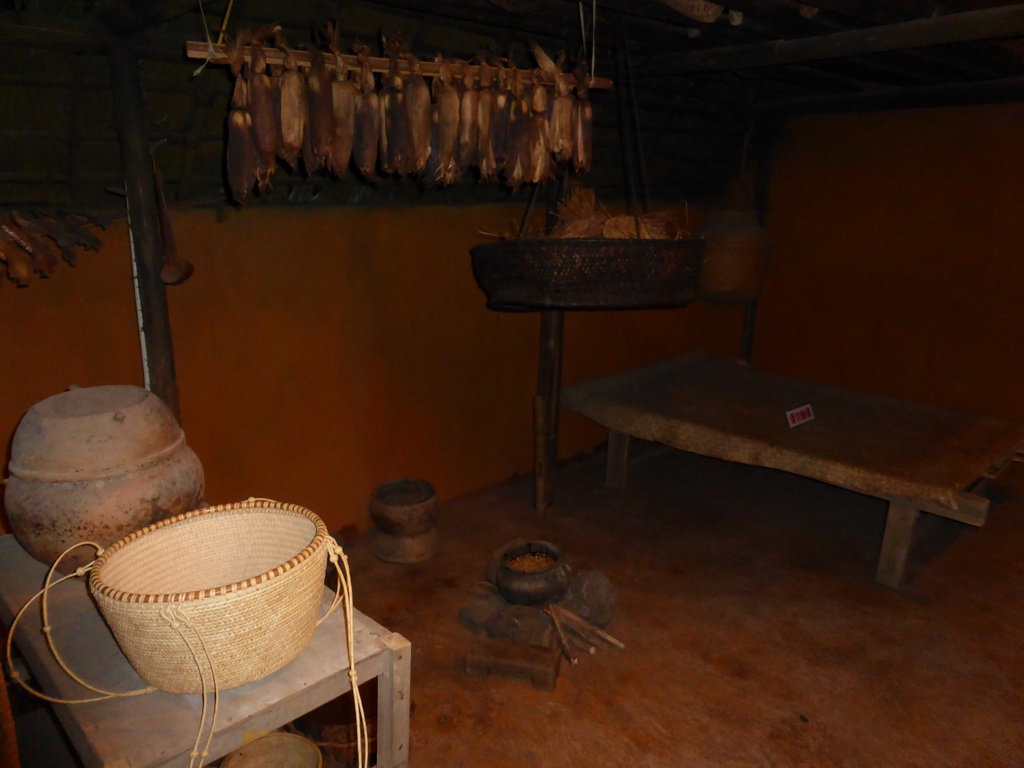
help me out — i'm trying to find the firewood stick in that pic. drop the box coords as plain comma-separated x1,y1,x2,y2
544,607,578,665
549,605,626,650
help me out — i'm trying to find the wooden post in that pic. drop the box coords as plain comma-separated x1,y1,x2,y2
534,310,565,513
109,46,181,421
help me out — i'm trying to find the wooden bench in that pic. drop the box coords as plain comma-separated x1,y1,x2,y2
562,350,1024,587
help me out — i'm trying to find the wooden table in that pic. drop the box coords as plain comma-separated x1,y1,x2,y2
562,349,1024,587
0,535,411,767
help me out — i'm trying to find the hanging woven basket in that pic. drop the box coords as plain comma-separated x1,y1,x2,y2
698,209,770,302
88,499,334,695
470,238,704,311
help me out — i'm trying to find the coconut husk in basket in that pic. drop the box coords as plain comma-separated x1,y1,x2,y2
550,186,689,240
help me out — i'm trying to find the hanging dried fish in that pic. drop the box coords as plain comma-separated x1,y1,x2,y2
329,57,357,177
476,60,497,181
523,77,553,185
352,43,380,178
457,63,479,173
548,73,574,164
491,64,513,170
305,46,335,173
53,211,104,251
378,38,410,176
571,62,593,173
0,234,32,286
21,212,80,265
247,32,279,188
503,68,528,187
227,101,257,204
403,56,432,174
225,31,258,204
9,212,58,275
432,60,461,186
278,46,307,171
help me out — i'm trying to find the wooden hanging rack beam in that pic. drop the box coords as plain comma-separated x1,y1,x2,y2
184,41,614,89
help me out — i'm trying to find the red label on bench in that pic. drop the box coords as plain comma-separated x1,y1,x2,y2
786,404,815,428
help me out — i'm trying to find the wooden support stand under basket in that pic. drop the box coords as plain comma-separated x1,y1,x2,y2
0,534,411,768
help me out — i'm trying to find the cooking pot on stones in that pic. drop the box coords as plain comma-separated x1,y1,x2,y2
495,541,571,606
3,384,205,573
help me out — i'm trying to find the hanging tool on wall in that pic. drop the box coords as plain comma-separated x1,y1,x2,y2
152,155,194,286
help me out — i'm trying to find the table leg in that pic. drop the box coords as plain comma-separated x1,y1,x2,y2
376,633,411,768
877,499,919,588
534,310,564,513
606,430,631,489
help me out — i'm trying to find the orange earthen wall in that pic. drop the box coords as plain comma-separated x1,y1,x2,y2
0,203,744,534
758,103,1024,421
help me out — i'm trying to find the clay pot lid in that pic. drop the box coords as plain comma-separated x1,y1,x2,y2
8,384,185,482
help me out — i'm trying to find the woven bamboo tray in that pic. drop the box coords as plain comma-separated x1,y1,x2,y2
470,238,705,311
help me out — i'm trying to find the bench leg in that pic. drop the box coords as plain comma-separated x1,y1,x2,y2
376,633,411,768
606,430,631,489
877,500,919,588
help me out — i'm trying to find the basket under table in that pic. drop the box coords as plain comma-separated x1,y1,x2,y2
562,349,1024,587
0,534,411,768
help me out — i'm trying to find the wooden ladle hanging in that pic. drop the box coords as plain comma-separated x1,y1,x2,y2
152,160,194,286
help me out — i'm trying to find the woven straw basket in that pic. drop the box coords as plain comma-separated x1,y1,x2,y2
698,209,770,302
221,732,323,768
88,499,332,695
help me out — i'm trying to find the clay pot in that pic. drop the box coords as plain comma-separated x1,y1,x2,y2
495,541,571,606
370,479,440,537
3,385,205,573
369,478,442,564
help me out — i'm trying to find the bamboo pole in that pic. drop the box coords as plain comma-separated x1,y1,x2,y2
109,46,181,421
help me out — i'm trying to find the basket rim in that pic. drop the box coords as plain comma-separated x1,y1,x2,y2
89,499,329,604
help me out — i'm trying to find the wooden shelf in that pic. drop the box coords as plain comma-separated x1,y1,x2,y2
0,535,411,768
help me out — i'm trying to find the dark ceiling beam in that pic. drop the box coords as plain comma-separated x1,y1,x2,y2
723,0,1015,80
747,74,1024,115
634,5,1024,75
92,0,207,35
0,11,193,61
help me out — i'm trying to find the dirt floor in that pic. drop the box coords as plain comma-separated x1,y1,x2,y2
339,443,1024,768
11,442,1024,767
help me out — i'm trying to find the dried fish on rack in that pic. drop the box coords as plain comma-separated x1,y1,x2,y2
329,60,357,177
492,64,513,171
225,33,258,203
247,29,279,188
571,61,593,173
6,214,58,275
457,63,479,173
404,56,432,174
19,212,79,265
432,59,460,186
476,60,497,181
503,68,528,187
0,233,33,286
548,73,574,164
277,46,307,171
352,43,380,178
305,46,335,173
523,76,553,185
379,36,411,176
